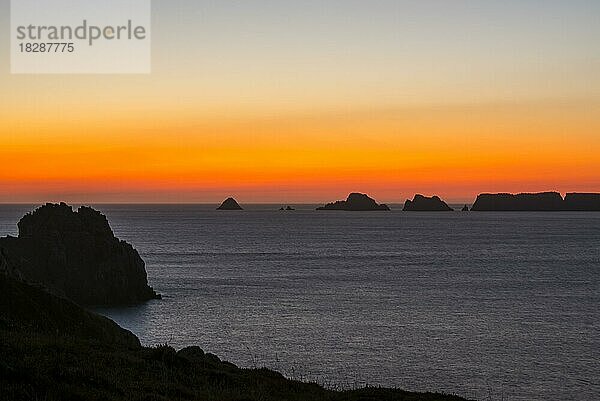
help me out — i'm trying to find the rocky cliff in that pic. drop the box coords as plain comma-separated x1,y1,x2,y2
471,192,565,211
403,195,454,211
0,272,140,348
317,193,390,211
563,193,600,211
471,192,600,211
0,203,160,306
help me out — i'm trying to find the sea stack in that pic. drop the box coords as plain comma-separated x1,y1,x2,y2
217,197,243,210
317,193,390,211
402,195,454,211
0,203,160,306
462,205,469,212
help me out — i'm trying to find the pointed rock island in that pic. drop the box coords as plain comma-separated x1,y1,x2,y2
317,193,390,211
217,197,243,210
403,195,454,211
0,203,160,306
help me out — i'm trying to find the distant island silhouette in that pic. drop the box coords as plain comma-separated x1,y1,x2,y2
471,192,600,211
317,193,390,211
210,192,600,212
217,197,243,210
564,193,600,211
403,195,453,211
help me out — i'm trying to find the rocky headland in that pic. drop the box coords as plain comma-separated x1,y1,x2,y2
0,203,159,306
317,193,390,211
403,195,454,211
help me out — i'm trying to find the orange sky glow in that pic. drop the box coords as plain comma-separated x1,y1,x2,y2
2,98,599,203
1,1,599,203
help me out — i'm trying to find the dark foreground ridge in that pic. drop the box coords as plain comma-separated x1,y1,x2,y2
403,195,454,211
0,203,159,306
317,193,390,211
217,197,244,210
471,192,600,211
0,273,469,401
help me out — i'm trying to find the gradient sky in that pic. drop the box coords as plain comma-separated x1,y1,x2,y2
1,0,599,203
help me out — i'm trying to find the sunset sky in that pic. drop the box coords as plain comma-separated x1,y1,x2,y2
1,0,599,203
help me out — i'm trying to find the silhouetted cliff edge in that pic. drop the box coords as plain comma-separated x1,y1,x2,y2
0,271,469,401
0,203,159,306
471,192,600,211
317,193,390,211
0,269,140,348
403,195,453,211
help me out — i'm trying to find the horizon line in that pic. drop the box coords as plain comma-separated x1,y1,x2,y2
0,190,597,206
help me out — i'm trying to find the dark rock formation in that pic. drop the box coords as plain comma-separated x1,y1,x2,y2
316,193,390,211
462,205,469,212
0,272,140,348
286,206,295,211
217,197,243,210
0,248,22,280
563,193,600,211
471,192,565,211
403,195,453,211
0,203,160,306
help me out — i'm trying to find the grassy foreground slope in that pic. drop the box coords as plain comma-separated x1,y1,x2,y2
0,274,470,401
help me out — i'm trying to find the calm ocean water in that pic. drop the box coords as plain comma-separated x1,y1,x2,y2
1,204,599,400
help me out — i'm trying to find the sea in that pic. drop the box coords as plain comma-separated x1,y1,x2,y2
1,204,598,401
